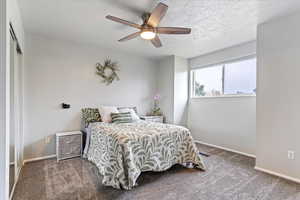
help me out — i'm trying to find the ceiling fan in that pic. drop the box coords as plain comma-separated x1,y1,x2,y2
106,2,191,48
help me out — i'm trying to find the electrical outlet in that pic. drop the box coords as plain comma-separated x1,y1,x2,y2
45,136,51,144
288,151,295,160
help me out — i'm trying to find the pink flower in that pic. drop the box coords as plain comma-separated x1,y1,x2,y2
154,94,160,100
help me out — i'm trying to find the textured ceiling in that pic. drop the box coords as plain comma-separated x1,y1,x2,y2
18,0,300,59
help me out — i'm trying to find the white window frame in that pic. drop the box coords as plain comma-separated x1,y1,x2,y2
190,55,257,99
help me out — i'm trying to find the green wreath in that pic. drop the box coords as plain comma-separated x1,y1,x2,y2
96,58,120,85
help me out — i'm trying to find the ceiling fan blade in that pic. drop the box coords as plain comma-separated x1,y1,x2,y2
155,27,191,34
106,15,142,29
151,36,162,48
118,32,141,42
147,3,168,27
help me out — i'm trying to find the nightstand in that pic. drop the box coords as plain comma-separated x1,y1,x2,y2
56,131,82,162
140,115,164,123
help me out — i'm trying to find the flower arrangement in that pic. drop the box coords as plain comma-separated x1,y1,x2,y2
149,94,162,116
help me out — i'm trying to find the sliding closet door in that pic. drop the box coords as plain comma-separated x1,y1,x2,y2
9,34,15,196
9,29,24,198
16,50,23,169
13,40,19,177
14,43,23,174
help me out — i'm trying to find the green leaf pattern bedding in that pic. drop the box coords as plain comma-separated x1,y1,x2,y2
86,121,205,190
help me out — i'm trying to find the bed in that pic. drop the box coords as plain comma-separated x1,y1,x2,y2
84,120,205,190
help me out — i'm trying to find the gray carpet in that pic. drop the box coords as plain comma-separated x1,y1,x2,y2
13,144,300,200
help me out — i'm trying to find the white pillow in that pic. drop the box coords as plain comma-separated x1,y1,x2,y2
98,106,119,123
118,108,140,121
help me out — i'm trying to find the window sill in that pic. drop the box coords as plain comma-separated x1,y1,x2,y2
190,94,256,99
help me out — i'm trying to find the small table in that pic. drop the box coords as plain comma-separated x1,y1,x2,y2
56,131,82,162
140,115,164,123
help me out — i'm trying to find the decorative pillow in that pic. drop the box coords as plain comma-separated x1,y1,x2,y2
81,108,101,128
118,107,140,121
111,112,133,124
118,106,138,113
98,106,119,123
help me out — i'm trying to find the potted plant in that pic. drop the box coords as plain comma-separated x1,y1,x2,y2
149,94,162,116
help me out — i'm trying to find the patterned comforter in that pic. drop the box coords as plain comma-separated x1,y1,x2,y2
86,121,205,190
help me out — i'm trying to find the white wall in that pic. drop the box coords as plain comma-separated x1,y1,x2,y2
173,56,188,126
24,34,158,160
256,12,300,180
156,55,189,125
189,97,256,155
157,56,174,123
190,41,256,69
188,41,257,156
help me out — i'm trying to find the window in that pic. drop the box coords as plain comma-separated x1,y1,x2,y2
191,57,256,97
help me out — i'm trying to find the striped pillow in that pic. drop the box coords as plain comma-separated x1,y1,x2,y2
111,112,133,124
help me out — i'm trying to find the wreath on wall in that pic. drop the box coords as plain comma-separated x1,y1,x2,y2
96,58,120,85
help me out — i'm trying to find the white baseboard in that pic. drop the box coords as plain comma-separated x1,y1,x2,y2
10,165,22,200
195,140,300,184
195,140,256,158
23,154,56,164
255,166,300,184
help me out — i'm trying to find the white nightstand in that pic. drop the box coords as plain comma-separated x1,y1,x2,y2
140,115,164,123
56,131,82,162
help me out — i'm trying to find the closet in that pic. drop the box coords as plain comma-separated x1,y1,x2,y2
9,25,24,199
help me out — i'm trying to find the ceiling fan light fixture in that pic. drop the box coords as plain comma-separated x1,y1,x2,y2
140,31,156,40
106,3,191,48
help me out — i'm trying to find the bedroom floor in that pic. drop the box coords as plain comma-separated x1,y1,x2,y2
13,144,300,200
